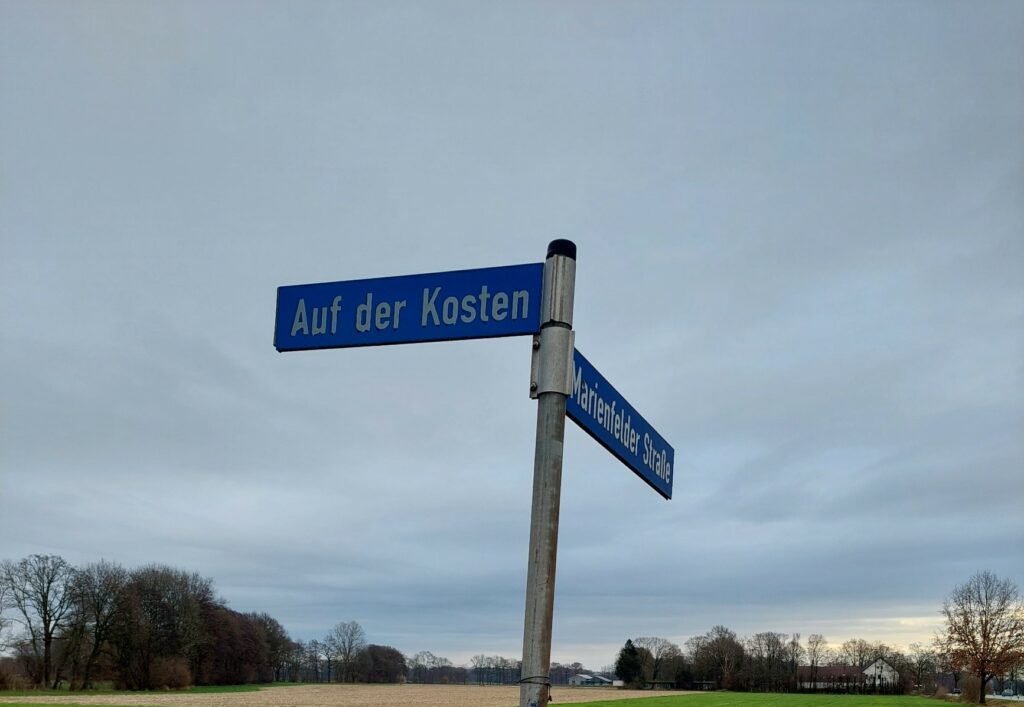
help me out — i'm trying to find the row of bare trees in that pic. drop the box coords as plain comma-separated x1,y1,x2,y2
274,622,407,685
2,556,615,693
468,654,521,684
405,653,594,686
0,555,291,690
406,651,466,684
610,572,1024,704
0,556,414,691
0,554,597,691
276,614,411,684
615,627,935,693
616,625,1010,695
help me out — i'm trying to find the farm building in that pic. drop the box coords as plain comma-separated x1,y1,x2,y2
864,658,900,688
568,673,614,687
798,658,900,692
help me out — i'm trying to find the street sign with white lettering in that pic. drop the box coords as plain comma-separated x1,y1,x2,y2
566,349,674,499
274,243,675,707
274,263,543,351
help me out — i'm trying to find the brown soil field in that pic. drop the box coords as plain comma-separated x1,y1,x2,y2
0,684,686,707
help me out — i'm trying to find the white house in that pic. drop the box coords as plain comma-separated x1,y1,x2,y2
798,659,900,691
864,658,899,688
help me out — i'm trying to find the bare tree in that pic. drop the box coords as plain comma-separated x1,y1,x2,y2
0,576,11,651
907,643,936,692
329,620,366,683
747,632,787,692
839,638,873,669
937,571,1024,705
470,654,487,683
305,639,324,682
787,633,803,689
409,651,437,683
320,634,337,682
68,560,127,689
688,625,744,689
1,555,76,688
633,636,680,682
806,634,827,690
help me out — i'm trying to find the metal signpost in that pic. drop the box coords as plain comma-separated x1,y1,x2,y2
274,240,674,707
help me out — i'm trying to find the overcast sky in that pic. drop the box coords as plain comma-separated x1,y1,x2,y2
2,0,1022,670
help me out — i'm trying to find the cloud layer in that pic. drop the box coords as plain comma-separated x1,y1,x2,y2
2,0,1022,668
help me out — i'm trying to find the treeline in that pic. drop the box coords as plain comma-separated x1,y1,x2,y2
0,555,292,690
1,555,598,692
404,654,589,686
615,626,942,694
276,622,406,685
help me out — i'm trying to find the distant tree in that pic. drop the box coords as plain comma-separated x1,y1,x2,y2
935,648,961,694
548,662,570,686
664,651,691,689
66,560,127,689
201,606,274,685
806,634,828,690
281,639,304,682
634,636,680,682
248,613,290,682
787,633,803,689
470,654,488,684
906,643,936,692
408,651,433,683
746,632,787,692
937,571,1024,705
1,555,77,688
329,621,366,683
320,633,337,682
303,639,323,682
614,639,642,686
839,638,873,670
692,625,745,689
0,577,12,651
110,565,214,689
362,644,406,683
408,651,465,684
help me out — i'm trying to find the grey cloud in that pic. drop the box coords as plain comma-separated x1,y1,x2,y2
2,0,1022,672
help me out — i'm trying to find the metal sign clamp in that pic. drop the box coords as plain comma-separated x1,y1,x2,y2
529,329,574,399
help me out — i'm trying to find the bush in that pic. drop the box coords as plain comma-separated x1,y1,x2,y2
961,676,981,703
0,659,29,691
932,685,949,699
149,658,192,690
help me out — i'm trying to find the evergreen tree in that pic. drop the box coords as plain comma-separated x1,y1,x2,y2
615,639,643,685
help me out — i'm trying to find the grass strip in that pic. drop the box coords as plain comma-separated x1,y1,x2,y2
575,693,938,707
0,683,265,698
0,700,149,704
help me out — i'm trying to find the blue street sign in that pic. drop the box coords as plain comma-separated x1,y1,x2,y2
566,349,674,499
274,263,544,351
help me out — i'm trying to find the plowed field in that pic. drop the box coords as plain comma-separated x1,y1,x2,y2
0,684,677,707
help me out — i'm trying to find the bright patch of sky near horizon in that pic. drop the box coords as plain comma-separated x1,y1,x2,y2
1,0,1022,670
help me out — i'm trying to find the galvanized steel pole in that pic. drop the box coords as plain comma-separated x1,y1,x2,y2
520,240,576,707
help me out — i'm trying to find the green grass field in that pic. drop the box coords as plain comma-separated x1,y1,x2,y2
579,694,937,707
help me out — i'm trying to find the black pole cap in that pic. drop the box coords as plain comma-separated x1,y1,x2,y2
546,239,577,260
